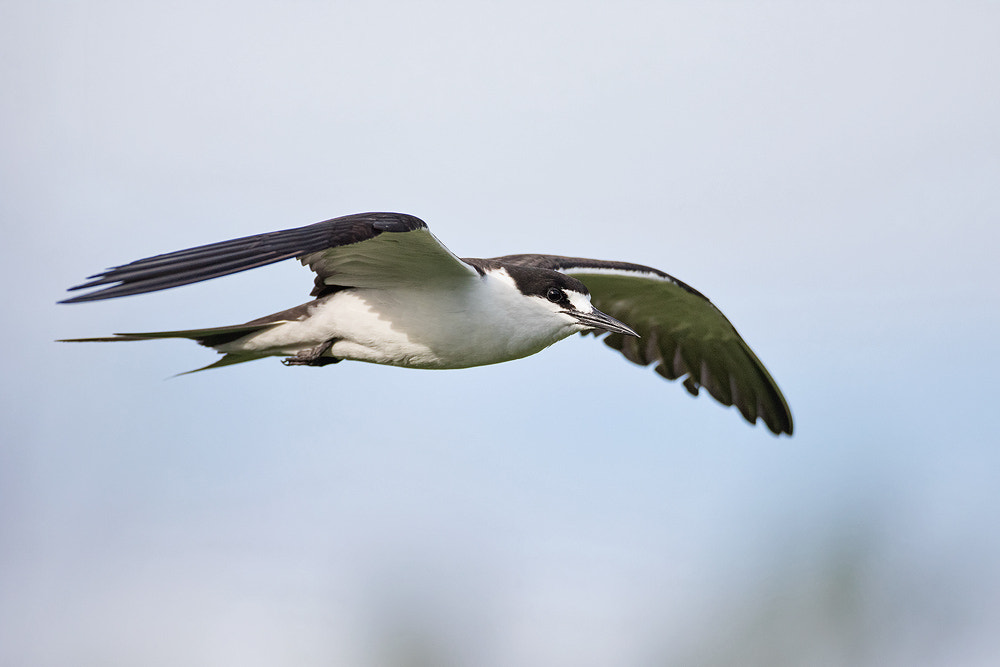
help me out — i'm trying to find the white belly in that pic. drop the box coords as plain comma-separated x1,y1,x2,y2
218,282,578,369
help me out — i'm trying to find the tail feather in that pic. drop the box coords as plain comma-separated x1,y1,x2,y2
174,353,261,375
59,322,284,348
59,321,290,374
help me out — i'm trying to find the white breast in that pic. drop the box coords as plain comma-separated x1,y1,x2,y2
222,270,581,369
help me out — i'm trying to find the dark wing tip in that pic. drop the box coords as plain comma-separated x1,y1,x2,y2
60,212,428,303
613,331,793,436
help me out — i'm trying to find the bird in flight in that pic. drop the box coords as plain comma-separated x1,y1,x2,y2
61,212,793,435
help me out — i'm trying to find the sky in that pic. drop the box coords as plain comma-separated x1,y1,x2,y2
2,1,999,665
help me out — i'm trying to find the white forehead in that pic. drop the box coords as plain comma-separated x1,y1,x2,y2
565,289,593,311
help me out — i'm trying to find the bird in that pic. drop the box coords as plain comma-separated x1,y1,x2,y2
60,212,793,435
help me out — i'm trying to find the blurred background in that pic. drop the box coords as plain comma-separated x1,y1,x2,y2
2,2,998,665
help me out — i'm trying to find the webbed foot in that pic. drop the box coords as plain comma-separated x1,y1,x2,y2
282,340,340,366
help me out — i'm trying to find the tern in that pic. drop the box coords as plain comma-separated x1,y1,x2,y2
61,212,793,434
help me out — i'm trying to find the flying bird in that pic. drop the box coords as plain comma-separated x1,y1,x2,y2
61,212,793,435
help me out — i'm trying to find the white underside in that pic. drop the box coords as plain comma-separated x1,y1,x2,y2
216,271,587,369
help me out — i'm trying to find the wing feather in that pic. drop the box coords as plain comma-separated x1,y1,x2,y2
60,212,473,303
495,254,793,435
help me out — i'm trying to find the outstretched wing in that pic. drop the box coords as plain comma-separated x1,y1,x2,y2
495,254,793,435
62,212,477,303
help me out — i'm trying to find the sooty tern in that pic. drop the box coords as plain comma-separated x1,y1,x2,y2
61,212,793,435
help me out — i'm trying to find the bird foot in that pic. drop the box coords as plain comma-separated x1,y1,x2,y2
282,340,340,366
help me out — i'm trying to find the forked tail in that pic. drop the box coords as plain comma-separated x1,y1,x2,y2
59,322,284,373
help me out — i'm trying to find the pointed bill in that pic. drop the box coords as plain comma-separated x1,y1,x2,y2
569,307,639,338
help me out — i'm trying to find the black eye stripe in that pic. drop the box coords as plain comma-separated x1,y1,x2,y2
494,264,590,305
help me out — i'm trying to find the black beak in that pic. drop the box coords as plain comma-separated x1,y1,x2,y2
569,307,639,337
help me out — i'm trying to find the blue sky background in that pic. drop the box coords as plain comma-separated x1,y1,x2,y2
2,2,999,665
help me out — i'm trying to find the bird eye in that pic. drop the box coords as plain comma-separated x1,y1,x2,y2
546,287,565,303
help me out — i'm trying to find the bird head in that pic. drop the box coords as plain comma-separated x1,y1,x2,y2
502,265,639,338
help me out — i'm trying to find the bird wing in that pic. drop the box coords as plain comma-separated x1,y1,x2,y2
61,212,478,303
494,254,793,435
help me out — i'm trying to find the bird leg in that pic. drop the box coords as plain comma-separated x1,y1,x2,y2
282,339,341,366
